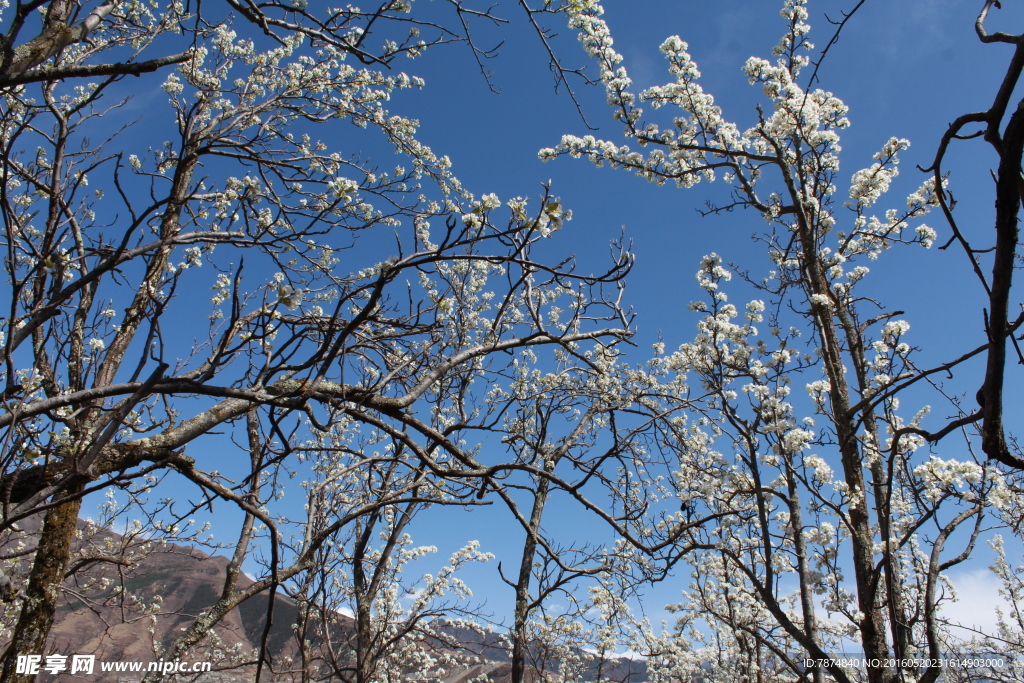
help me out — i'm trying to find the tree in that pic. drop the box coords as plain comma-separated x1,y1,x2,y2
7,1,1024,682
542,1,1024,682
496,341,640,683
940,536,1024,683
0,0,634,679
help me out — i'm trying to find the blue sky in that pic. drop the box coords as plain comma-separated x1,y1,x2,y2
397,0,1018,355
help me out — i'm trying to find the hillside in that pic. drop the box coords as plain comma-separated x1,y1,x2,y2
5,521,647,682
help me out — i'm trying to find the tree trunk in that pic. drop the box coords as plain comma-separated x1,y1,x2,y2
1,482,85,683
797,212,893,683
511,475,550,683
787,469,823,683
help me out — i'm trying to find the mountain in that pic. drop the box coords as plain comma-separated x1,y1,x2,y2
6,521,647,682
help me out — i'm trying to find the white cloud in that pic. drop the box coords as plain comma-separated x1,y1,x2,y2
942,567,1008,635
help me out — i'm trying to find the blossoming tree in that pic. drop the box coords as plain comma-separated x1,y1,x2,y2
542,1,1024,682
4,0,1024,681
0,1,636,680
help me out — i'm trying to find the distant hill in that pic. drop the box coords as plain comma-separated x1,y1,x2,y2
8,521,647,682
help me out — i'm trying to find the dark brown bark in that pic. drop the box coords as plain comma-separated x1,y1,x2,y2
510,475,549,683
352,516,376,683
0,481,85,683
0,52,193,89
786,470,823,683
833,303,912,670
794,207,892,683
980,97,1024,467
